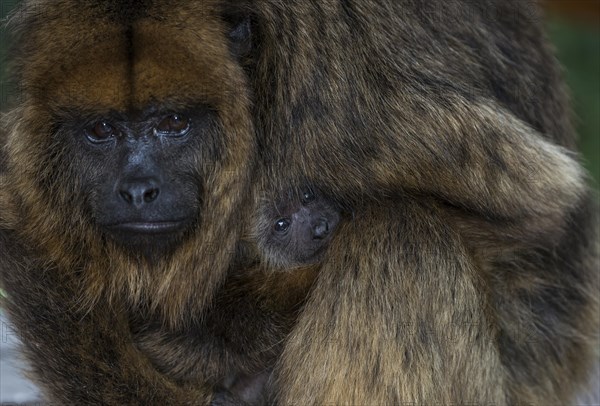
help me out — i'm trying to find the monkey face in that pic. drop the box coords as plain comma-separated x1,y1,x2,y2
257,189,341,268
56,107,224,256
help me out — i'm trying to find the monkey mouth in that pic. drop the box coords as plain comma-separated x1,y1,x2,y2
101,219,194,259
107,220,188,234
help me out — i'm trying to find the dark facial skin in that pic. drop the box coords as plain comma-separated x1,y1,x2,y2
258,189,340,268
57,105,222,259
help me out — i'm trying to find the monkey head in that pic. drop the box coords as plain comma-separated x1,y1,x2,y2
255,188,341,269
1,1,257,318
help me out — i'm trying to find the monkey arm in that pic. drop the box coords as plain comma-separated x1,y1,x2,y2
291,93,586,233
271,197,598,405
367,99,587,224
0,229,213,405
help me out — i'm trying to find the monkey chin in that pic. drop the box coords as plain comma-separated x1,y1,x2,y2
267,245,328,271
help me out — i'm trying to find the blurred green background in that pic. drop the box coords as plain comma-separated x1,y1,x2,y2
0,3,598,184
548,19,600,185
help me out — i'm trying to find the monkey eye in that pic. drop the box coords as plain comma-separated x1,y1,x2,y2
86,121,116,143
273,218,291,233
156,114,190,136
301,190,315,204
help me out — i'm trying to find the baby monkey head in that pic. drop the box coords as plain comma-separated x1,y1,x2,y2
256,188,341,269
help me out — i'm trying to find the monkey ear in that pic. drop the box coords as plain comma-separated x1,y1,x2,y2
225,14,253,58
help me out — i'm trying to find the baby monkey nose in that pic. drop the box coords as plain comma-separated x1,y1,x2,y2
312,218,330,239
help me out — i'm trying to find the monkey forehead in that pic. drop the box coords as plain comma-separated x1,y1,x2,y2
17,1,243,112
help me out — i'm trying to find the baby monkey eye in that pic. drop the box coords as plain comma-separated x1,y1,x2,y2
274,218,291,233
156,114,190,136
86,121,116,143
302,190,315,204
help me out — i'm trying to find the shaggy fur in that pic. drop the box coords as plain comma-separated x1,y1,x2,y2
0,0,598,404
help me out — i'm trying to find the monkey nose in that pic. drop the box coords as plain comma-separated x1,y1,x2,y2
312,219,330,239
118,179,161,208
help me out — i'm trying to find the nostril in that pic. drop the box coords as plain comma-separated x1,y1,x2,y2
117,179,161,206
144,188,159,203
119,190,133,204
312,219,329,239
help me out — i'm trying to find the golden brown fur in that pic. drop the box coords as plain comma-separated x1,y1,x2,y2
0,0,598,405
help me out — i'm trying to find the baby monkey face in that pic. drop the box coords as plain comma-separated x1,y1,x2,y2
259,189,340,268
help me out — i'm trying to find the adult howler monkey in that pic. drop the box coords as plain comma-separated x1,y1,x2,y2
0,0,597,405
